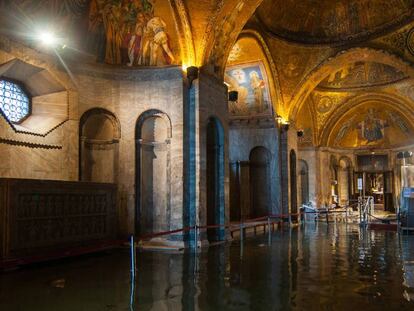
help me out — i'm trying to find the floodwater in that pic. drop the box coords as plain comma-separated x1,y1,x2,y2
1,224,414,310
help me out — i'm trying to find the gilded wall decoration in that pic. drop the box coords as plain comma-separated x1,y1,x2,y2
316,96,333,114
330,106,413,148
318,62,407,90
407,27,414,56
282,54,301,79
225,61,273,118
256,0,414,45
0,0,177,66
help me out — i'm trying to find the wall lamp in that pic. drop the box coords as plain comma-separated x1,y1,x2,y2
276,114,290,131
228,90,238,102
187,66,199,88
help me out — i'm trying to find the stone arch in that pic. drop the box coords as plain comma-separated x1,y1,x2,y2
206,116,225,242
169,0,196,68
79,108,121,183
289,48,414,121
135,109,172,236
231,29,285,112
319,93,414,147
202,0,265,75
298,159,309,206
250,146,272,218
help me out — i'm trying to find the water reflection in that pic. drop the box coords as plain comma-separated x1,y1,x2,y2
1,224,414,310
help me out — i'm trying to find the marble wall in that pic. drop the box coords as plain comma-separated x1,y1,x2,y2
228,118,281,219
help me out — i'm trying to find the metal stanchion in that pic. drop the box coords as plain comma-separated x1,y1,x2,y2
268,217,272,245
129,235,136,311
240,221,244,244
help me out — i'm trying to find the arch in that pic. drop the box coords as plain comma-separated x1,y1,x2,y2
289,48,414,121
206,116,225,242
320,93,414,147
298,159,309,206
168,0,196,68
79,108,121,183
290,149,298,217
338,156,353,205
250,146,272,218
202,0,265,75
229,30,285,113
135,109,172,236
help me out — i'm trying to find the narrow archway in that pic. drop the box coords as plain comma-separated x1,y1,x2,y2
206,117,225,242
298,160,309,206
136,110,172,236
79,108,120,183
250,146,271,218
290,150,298,218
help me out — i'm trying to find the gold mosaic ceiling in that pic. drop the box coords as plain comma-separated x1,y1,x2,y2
256,0,414,45
318,62,408,90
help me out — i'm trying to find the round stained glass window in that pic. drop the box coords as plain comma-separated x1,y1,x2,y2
0,80,30,123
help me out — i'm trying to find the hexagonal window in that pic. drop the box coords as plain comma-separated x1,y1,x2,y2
0,79,30,123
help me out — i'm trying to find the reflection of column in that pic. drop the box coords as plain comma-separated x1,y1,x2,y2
229,162,241,221
240,161,250,220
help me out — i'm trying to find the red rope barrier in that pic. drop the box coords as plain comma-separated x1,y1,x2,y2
138,210,341,240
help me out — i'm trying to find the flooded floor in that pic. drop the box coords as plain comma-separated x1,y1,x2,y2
1,223,414,310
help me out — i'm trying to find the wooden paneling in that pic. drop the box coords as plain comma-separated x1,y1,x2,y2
0,178,117,260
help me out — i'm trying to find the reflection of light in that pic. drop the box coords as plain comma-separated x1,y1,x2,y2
38,31,58,46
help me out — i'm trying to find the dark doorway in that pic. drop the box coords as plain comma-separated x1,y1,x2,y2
206,117,225,242
249,147,271,218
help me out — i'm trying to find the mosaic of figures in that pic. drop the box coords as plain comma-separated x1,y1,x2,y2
225,62,273,118
0,0,175,66
319,62,407,90
257,0,414,44
333,107,412,148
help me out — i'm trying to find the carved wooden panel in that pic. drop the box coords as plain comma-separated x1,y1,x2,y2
0,178,117,259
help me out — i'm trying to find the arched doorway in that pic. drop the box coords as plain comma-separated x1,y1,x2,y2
136,110,172,236
79,108,120,183
206,117,225,242
250,147,271,218
290,150,298,218
298,160,309,206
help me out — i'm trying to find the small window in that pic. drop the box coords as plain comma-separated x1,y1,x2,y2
0,79,30,123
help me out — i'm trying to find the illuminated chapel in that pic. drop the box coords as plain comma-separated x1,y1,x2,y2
2,1,414,309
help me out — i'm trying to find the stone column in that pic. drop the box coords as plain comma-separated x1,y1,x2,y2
280,127,289,217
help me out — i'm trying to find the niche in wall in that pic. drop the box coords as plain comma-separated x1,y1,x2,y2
250,146,271,218
136,110,172,236
79,108,120,183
